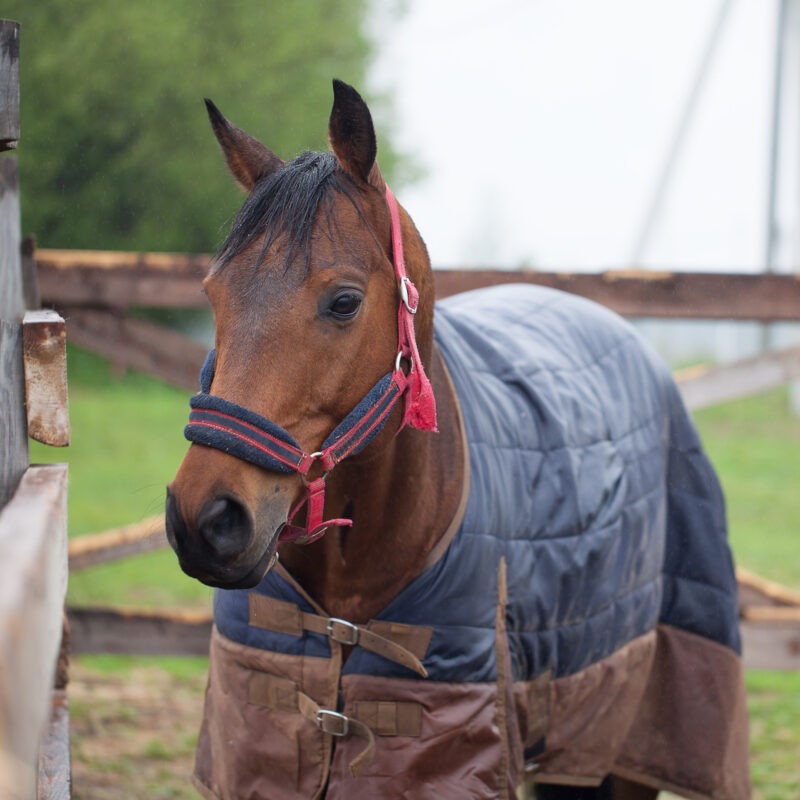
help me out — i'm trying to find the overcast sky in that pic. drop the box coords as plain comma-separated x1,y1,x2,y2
371,0,786,272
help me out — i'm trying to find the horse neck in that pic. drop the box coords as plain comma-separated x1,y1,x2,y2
277,219,464,624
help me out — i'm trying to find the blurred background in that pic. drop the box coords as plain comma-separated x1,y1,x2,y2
4,1,798,797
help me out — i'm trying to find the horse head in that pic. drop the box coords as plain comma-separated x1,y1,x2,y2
166,81,436,590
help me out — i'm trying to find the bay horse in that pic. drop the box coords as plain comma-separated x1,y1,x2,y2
166,81,750,800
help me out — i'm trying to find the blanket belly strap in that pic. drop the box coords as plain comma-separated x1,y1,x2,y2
248,593,432,677
246,671,377,777
352,700,422,737
248,672,422,738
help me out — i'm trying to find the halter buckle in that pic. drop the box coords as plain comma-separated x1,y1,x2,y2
316,709,350,737
399,277,418,314
327,616,360,646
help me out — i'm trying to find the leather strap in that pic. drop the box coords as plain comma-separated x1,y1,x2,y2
248,593,431,677
296,691,375,778
247,671,376,777
352,700,422,737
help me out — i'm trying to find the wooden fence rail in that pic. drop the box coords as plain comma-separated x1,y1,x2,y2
34,243,800,675
36,247,800,321
64,517,800,670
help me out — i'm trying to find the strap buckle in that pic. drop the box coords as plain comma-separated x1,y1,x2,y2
327,616,360,646
399,277,418,314
316,708,350,737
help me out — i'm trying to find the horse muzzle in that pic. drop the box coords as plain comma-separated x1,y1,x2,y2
165,488,281,589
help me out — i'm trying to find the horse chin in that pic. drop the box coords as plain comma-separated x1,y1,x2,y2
178,526,283,590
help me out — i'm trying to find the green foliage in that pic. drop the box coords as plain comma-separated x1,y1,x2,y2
7,0,403,251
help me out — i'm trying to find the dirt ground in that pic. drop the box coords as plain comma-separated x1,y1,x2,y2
68,659,207,799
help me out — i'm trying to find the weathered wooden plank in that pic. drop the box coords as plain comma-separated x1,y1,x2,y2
23,310,69,447
36,691,70,800
37,249,210,309
36,250,800,320
64,603,799,670
0,320,27,508
0,20,20,151
67,606,212,657
0,159,21,320
737,569,800,670
434,269,800,321
64,308,206,391
677,345,800,411
0,464,69,800
736,566,800,608
0,157,27,509
0,746,33,800
68,515,167,572
740,619,800,670
741,606,800,622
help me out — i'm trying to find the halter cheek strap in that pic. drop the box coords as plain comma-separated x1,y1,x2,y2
183,185,436,544
386,186,437,433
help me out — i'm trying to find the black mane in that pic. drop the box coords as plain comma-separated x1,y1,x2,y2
217,151,360,272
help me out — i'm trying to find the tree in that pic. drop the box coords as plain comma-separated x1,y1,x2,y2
6,0,404,251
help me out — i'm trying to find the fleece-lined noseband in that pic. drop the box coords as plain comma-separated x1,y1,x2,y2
184,186,437,545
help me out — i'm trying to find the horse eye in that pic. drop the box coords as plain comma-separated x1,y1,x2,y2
329,293,362,319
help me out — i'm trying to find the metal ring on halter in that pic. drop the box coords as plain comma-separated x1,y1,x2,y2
399,277,417,314
395,349,416,374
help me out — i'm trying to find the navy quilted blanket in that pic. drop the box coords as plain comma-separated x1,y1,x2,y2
215,284,740,683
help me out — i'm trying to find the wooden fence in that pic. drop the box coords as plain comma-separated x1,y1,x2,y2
0,21,71,800
36,248,800,401
63,517,800,670
28,245,800,671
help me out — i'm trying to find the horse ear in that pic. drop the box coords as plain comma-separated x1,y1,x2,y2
205,99,283,192
328,79,377,184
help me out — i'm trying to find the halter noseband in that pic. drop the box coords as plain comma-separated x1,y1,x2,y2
184,185,437,545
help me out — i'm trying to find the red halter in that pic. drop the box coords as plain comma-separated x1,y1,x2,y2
279,185,437,543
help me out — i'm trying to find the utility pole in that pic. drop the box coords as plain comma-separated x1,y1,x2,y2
764,0,800,414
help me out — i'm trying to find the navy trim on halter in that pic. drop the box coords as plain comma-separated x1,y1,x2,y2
321,372,400,463
186,393,306,474
185,350,403,478
199,348,216,394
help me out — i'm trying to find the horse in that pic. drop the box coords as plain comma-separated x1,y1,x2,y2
166,80,750,800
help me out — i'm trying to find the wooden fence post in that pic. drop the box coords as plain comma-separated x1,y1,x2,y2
0,20,71,800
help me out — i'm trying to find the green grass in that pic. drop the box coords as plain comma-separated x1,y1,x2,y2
76,654,209,681
32,345,800,798
694,387,800,590
30,345,212,609
746,671,800,800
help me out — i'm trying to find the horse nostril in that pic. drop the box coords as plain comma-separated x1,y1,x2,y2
196,495,254,559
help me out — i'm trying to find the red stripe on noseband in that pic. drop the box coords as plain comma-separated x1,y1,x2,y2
328,377,404,465
188,419,303,472
192,407,307,470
